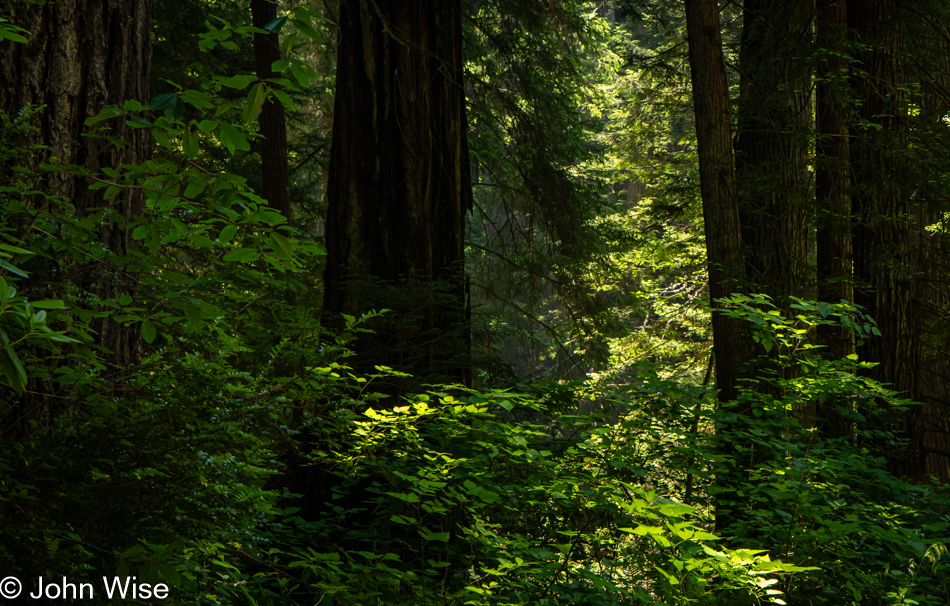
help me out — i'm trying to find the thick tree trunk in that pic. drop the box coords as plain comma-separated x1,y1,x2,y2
735,0,812,306
815,0,853,438
0,0,152,369
848,0,922,475
322,0,472,386
251,0,292,222
685,0,746,531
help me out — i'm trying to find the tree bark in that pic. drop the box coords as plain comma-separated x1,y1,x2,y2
735,0,812,307
815,0,853,438
322,0,472,386
251,0,292,222
0,0,152,369
848,0,922,474
685,0,746,531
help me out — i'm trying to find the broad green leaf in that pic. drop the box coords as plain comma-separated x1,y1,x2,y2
190,235,214,249
218,122,250,154
85,106,123,126
184,176,209,198
0,29,28,43
125,117,151,128
270,88,295,110
243,82,266,123
0,259,28,278
1,345,27,392
182,127,198,158
291,17,320,42
180,89,212,108
658,503,694,518
223,248,258,263
218,224,238,244
216,74,256,89
0,244,33,256
140,320,157,344
263,16,287,33
151,128,172,149
31,300,65,309
269,231,293,259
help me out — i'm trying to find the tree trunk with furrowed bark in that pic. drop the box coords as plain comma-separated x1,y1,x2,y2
322,0,473,387
0,0,152,369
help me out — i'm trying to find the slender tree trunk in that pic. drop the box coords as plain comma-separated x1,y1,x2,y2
322,0,472,386
815,0,853,438
685,0,746,531
848,0,922,475
0,0,152,369
251,0,292,222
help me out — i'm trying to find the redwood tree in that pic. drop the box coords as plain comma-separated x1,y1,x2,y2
322,0,473,385
735,0,812,307
684,0,748,531
0,0,151,368
815,0,854,438
848,0,922,474
250,0,292,221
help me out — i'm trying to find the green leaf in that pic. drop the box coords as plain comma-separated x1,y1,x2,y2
150,92,178,113
180,89,212,109
85,106,123,126
218,224,238,244
243,82,266,123
270,88,295,110
216,74,256,89
184,176,209,198
141,320,157,344
218,122,249,155
291,17,320,42
125,117,152,129
280,32,297,56
31,300,65,309
0,259,28,278
190,235,214,249
223,248,259,263
0,244,34,256
182,302,202,327
182,127,198,158
658,503,694,518
269,231,293,259
264,16,287,33
151,128,172,149
0,30,28,43
1,345,27,393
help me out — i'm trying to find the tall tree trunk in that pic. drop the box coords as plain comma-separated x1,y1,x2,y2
735,0,812,307
848,0,922,475
815,0,853,438
251,0,292,222
0,0,152,369
685,0,746,531
322,0,472,386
